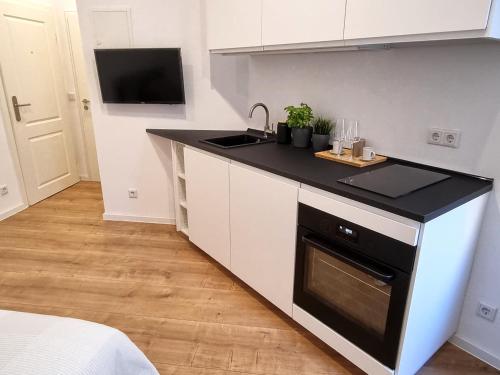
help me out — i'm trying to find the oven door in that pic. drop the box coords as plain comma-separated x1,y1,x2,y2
294,226,411,369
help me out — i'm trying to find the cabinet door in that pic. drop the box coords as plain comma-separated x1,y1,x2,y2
230,164,298,316
262,0,346,46
344,0,492,40
185,148,230,268
206,0,262,50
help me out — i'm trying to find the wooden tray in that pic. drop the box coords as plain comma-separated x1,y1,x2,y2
315,148,387,168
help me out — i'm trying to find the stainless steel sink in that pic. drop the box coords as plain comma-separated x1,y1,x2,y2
200,133,274,149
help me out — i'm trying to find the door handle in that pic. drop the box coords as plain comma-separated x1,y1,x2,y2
82,98,90,110
12,96,31,122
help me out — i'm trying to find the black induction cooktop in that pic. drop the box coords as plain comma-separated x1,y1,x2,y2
338,164,451,199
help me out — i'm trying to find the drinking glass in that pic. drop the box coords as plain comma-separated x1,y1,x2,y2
344,119,359,149
332,119,346,156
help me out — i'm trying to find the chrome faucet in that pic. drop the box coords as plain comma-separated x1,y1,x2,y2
249,103,271,138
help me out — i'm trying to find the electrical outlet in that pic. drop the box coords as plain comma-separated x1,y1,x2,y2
0,185,8,196
477,302,498,322
442,130,461,148
428,128,461,148
427,128,443,145
128,188,138,199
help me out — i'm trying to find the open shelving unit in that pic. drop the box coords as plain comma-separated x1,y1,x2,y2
172,141,189,236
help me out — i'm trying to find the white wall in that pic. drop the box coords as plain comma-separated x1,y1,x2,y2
244,44,500,366
0,112,26,220
75,0,249,222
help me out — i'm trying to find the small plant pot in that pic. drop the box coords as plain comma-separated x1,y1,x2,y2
312,134,330,152
292,127,312,148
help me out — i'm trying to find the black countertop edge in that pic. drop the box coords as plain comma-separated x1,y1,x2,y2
146,128,494,223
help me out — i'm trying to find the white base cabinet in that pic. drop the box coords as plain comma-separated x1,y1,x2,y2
183,150,298,315
178,146,490,375
184,147,231,268
229,163,299,316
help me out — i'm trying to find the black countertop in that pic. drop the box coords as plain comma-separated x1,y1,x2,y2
147,129,493,223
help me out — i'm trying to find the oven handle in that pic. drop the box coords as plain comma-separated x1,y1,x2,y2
302,235,395,282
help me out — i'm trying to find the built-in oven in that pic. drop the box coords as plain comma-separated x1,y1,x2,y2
294,204,417,369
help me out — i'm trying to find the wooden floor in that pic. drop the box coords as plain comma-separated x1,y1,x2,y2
0,182,498,375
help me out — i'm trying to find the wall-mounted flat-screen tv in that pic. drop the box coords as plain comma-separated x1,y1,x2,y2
94,48,185,104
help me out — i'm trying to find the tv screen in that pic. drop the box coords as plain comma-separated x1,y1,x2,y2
94,48,185,104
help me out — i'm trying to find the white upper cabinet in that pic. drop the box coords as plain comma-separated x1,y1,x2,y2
206,0,498,53
184,148,231,268
206,0,262,50
344,0,493,40
230,163,298,316
262,0,346,46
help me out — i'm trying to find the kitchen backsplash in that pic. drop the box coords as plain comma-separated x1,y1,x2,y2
244,43,500,177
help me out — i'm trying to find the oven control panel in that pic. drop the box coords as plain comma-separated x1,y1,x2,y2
299,203,416,274
337,224,359,242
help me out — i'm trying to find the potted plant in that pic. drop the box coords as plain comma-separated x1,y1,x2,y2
311,117,334,152
284,103,314,148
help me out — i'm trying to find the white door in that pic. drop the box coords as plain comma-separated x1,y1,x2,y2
66,11,100,181
0,1,79,204
184,148,231,268
230,163,299,316
262,0,346,46
344,0,492,40
206,0,263,50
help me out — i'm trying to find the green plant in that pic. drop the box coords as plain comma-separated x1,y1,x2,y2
312,117,334,135
284,103,313,128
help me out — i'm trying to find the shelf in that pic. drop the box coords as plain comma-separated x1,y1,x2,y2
178,178,187,202
175,142,186,175
173,141,189,236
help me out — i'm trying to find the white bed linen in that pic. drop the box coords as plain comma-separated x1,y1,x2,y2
0,310,159,375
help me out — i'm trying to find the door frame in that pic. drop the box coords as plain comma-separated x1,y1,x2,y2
64,10,100,181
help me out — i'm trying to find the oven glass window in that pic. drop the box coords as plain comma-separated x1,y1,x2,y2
304,245,392,338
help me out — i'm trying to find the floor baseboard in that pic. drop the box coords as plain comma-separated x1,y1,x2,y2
80,176,100,182
0,203,28,221
450,336,500,370
103,212,175,225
